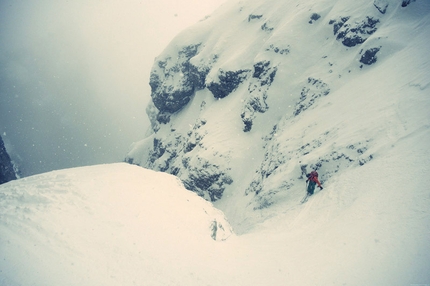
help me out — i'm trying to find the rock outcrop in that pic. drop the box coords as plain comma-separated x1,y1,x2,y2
0,135,17,184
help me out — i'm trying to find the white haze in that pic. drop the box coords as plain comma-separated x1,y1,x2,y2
0,0,225,176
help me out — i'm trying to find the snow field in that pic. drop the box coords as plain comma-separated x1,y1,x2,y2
1,136,430,285
0,164,234,286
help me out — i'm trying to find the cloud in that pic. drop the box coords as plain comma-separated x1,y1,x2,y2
0,0,225,176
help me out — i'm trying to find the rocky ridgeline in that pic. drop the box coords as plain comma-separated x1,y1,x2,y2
0,135,17,184
127,0,421,206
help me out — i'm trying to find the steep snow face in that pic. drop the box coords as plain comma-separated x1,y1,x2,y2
126,0,430,231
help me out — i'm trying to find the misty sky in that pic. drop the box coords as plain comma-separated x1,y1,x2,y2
0,0,225,176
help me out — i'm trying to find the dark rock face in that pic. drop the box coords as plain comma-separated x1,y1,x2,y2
330,16,380,47
182,159,233,201
329,17,350,35
252,61,276,81
134,111,233,202
156,112,171,124
360,47,381,65
207,69,250,99
0,136,17,184
241,61,278,132
189,63,212,91
150,44,202,114
144,122,233,201
150,42,249,124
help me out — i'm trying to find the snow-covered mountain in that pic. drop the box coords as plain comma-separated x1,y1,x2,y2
1,0,429,285
126,0,430,232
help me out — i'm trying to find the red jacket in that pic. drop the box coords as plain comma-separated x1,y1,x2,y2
307,173,322,188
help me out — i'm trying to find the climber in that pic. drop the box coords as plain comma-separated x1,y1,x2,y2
306,170,323,195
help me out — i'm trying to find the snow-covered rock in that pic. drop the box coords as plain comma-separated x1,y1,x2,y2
127,0,430,233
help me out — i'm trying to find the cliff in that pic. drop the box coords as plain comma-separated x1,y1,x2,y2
126,0,430,231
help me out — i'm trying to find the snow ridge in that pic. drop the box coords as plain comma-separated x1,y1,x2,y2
0,163,233,285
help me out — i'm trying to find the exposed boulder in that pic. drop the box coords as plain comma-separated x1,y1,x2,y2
360,47,381,66
309,13,321,24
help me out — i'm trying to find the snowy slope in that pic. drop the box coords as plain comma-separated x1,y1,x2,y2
0,163,233,286
126,0,430,233
1,153,429,285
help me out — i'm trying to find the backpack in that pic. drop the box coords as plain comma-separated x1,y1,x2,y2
309,171,318,179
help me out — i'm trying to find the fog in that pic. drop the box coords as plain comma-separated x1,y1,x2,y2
0,0,225,176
